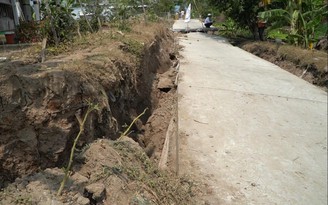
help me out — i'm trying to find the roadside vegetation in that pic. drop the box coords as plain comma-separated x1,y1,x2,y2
191,0,327,90
1,0,326,204
13,0,327,55
16,0,176,47
192,0,327,49
259,0,327,48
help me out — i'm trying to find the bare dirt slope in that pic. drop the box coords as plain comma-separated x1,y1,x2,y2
0,20,197,204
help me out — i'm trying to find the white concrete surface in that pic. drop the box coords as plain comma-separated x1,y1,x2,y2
177,32,327,205
172,19,203,32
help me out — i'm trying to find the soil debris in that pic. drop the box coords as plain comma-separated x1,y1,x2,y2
84,183,106,204
0,139,197,205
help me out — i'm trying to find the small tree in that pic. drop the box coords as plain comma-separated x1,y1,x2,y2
259,0,327,47
41,0,77,45
209,0,263,38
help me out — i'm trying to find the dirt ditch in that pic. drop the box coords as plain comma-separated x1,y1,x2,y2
0,21,196,204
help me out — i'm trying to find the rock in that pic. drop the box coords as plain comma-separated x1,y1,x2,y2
84,183,106,203
315,37,328,51
17,127,37,148
157,77,174,90
144,143,155,157
71,172,89,184
275,38,284,45
204,200,211,205
0,57,7,62
120,136,141,148
44,167,64,178
76,194,90,205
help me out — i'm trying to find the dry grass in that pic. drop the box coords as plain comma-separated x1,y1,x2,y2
0,43,40,64
241,41,328,90
0,18,171,69
242,41,327,72
109,140,197,205
278,46,327,72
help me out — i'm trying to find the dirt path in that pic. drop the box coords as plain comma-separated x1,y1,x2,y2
176,32,327,204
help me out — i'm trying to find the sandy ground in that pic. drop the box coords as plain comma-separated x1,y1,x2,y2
176,29,327,204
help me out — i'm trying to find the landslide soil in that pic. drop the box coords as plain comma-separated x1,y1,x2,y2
0,20,197,204
229,38,328,91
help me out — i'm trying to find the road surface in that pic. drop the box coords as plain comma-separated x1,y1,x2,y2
172,19,218,33
172,19,203,32
176,24,327,204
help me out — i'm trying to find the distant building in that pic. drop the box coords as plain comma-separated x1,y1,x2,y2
0,0,37,32
0,0,15,31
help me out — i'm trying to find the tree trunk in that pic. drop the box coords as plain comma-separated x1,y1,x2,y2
250,24,258,40
97,17,102,32
41,37,47,63
44,0,59,45
77,0,94,33
141,0,147,23
77,23,82,38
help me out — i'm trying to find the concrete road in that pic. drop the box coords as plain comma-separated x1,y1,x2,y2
172,19,203,32
177,32,327,205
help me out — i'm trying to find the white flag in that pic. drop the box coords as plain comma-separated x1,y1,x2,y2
184,3,191,23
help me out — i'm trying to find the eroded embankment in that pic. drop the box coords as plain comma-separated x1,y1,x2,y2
0,22,178,189
240,41,328,90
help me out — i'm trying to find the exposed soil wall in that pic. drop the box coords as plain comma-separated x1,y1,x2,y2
0,22,178,189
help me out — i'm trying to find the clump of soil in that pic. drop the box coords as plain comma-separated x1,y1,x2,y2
0,138,197,205
238,41,328,90
0,19,180,193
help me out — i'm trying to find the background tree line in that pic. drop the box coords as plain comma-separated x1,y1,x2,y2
19,0,327,49
205,0,327,48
